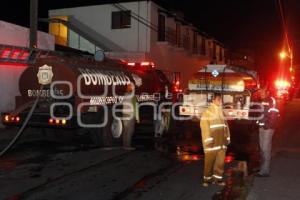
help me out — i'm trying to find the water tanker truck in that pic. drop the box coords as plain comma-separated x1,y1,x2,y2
2,46,175,147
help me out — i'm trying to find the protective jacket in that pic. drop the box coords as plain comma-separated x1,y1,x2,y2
257,97,280,130
200,103,230,153
122,92,140,122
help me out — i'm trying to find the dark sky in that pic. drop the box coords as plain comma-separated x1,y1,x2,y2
1,0,299,70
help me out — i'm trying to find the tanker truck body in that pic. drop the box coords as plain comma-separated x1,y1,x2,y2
2,51,174,146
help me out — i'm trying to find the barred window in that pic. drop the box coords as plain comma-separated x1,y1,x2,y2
111,11,131,29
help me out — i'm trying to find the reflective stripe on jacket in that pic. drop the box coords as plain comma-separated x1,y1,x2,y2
258,97,280,129
200,104,230,153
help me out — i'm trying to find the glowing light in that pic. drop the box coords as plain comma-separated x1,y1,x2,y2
192,155,200,161
15,116,20,122
61,119,67,125
55,119,60,125
279,51,287,60
127,62,135,66
49,118,54,124
127,62,155,68
182,155,190,161
0,48,30,61
275,80,291,88
141,62,150,66
4,115,10,122
225,155,235,163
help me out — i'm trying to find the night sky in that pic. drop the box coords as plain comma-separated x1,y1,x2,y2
1,0,299,72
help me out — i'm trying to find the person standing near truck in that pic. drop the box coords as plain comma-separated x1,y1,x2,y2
200,93,230,187
256,87,280,177
122,83,140,150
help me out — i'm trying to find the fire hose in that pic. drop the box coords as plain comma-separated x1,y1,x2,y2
0,86,42,157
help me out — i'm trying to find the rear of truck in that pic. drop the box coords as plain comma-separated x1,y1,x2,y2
179,65,259,121
177,65,260,158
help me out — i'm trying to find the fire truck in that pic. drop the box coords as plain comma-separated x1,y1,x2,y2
1,44,177,146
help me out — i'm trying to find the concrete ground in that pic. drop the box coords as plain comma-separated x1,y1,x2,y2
0,126,223,200
247,98,300,200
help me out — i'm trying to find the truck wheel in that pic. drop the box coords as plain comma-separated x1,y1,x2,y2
89,128,102,146
89,113,123,147
155,114,170,138
111,117,123,139
89,123,113,147
101,122,114,147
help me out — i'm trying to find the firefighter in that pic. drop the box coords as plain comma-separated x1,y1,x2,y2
200,93,230,187
122,83,140,150
256,87,280,177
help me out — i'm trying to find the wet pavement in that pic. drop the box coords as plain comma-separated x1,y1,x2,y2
0,104,263,200
0,126,224,200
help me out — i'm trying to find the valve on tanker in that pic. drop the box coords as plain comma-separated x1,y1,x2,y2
94,50,105,62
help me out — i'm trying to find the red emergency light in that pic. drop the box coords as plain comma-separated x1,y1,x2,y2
0,47,30,63
141,62,153,66
225,155,235,163
173,80,182,93
127,62,136,66
127,62,155,68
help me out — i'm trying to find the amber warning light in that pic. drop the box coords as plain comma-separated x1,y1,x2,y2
3,114,21,124
48,118,67,126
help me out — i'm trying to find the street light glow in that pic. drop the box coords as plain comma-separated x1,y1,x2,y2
279,51,287,60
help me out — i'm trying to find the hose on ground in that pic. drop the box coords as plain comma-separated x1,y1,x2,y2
0,86,42,157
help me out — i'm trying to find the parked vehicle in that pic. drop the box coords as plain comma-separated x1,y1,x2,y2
1,45,178,146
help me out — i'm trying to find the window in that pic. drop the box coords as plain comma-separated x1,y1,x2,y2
176,23,181,47
213,42,217,59
193,31,198,53
49,16,68,46
111,11,131,29
219,48,224,61
158,14,166,41
201,37,206,55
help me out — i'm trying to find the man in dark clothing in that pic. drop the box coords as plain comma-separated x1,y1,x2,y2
256,88,280,177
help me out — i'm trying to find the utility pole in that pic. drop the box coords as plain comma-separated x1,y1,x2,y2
30,0,38,49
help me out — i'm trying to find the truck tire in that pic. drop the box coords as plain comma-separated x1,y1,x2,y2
89,111,124,147
102,110,125,147
85,110,113,147
111,117,123,139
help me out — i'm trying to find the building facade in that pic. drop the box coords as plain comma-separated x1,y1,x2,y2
49,0,225,88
